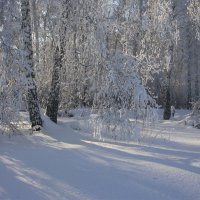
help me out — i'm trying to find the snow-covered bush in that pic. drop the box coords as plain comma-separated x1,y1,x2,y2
0,72,24,131
91,51,158,141
191,101,200,129
184,101,200,129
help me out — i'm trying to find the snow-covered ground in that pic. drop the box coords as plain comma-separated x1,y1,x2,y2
0,110,200,200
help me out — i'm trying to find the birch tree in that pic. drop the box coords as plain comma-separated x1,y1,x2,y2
21,0,42,130
46,46,60,123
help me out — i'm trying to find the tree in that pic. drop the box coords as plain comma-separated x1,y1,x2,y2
187,0,200,128
46,46,61,123
0,0,25,129
188,0,200,40
21,0,42,130
137,0,179,119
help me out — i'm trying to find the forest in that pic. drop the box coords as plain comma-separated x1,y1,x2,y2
0,0,199,131
0,0,200,199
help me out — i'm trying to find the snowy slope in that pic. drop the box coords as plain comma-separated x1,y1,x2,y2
0,111,200,200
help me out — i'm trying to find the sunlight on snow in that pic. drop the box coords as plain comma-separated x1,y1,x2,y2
0,155,92,200
25,133,83,150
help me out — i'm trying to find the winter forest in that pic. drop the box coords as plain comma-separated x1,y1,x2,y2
0,0,200,200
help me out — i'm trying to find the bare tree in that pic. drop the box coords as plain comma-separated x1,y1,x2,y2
21,0,42,130
46,46,60,123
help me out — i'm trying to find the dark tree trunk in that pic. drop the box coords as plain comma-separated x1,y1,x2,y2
46,47,61,123
21,0,42,130
163,88,171,120
163,45,174,120
46,0,70,123
187,64,192,109
186,24,192,109
194,52,199,100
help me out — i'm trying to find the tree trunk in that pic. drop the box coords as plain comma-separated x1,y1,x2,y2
187,25,192,108
46,47,61,123
59,0,70,82
30,0,40,67
187,61,192,108
163,44,174,120
21,0,42,130
46,0,70,122
163,87,171,120
163,70,172,120
194,46,199,100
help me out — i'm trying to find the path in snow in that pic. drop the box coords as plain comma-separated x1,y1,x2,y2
0,112,200,200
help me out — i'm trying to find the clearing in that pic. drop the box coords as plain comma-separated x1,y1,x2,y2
0,110,200,200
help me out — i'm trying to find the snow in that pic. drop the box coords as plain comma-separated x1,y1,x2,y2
0,110,200,200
